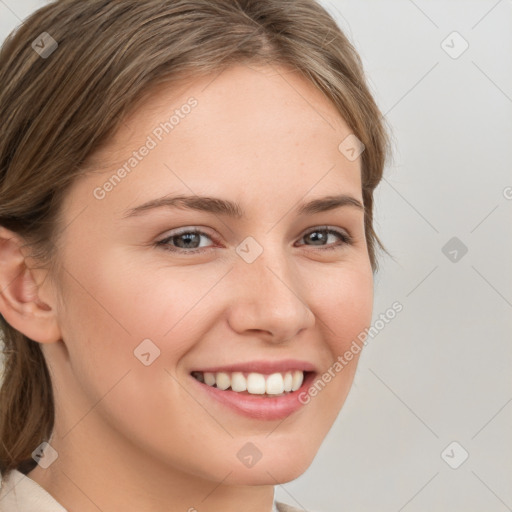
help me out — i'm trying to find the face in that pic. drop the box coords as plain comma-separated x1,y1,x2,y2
44,63,373,486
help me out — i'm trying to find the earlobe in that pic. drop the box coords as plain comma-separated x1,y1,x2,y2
0,227,61,344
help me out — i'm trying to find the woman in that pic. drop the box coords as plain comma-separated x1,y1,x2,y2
0,0,390,510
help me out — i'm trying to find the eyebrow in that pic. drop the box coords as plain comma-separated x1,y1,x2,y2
122,193,364,219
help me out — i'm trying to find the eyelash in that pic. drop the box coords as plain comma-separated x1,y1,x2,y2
155,226,353,255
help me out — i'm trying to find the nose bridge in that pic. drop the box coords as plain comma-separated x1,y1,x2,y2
240,236,297,299
227,237,314,340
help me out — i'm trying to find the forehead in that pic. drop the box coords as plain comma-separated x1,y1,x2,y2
67,63,362,219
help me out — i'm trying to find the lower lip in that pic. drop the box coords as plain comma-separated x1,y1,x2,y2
190,372,316,420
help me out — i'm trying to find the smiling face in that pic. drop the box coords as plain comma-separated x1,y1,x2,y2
40,63,373,488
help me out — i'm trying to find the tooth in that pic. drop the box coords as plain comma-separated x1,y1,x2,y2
231,372,247,392
266,373,285,395
216,372,231,390
204,372,216,386
283,372,293,392
291,370,303,391
247,372,266,394
202,370,303,394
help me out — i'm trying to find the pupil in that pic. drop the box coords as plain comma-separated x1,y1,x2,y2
308,231,325,245
177,233,199,248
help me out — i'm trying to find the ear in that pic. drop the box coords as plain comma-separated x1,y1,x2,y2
0,226,62,344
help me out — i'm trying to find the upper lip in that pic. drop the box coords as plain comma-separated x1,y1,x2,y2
191,359,317,374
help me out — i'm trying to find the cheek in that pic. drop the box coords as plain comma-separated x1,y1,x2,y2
55,249,223,419
294,264,372,418
55,260,204,455
314,264,374,354
60,248,205,349
54,251,180,395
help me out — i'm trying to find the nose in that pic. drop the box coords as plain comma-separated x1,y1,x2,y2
226,244,315,344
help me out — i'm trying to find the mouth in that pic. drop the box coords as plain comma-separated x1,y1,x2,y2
189,363,317,420
190,369,309,397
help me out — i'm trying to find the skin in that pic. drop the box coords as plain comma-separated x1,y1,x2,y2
0,63,373,512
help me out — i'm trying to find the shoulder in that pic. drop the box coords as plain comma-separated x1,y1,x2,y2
0,468,69,511
276,500,316,512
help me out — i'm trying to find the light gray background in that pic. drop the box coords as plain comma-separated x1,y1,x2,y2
1,1,511,511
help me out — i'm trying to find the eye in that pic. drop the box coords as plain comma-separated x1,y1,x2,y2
155,225,353,255
296,226,353,250
155,228,216,254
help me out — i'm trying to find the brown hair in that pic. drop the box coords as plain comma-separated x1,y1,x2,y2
0,0,391,477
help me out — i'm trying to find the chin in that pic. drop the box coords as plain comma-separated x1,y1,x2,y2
211,445,318,486
223,465,313,486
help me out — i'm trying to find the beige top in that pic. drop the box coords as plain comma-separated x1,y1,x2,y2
0,469,306,512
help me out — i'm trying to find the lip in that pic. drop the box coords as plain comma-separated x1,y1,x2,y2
189,367,316,421
191,359,317,374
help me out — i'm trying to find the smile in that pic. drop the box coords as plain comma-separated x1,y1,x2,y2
191,370,305,396
189,361,317,420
